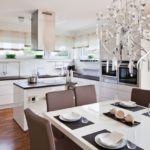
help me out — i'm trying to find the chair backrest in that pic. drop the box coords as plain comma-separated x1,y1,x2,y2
24,109,55,150
74,85,97,106
46,90,75,112
131,88,150,107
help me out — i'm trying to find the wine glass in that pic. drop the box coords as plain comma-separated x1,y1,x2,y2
113,94,119,105
81,117,88,124
127,128,137,149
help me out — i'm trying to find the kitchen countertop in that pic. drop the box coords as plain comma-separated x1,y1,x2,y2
13,78,77,89
73,73,99,81
0,76,28,81
0,75,64,81
0,74,99,81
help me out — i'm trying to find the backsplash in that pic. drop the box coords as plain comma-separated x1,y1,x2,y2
0,59,72,77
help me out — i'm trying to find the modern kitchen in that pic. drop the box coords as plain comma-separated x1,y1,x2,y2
0,0,150,150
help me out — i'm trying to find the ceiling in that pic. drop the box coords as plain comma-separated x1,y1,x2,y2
0,0,149,36
0,0,111,36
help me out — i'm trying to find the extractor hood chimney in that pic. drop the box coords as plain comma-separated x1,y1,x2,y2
31,10,55,52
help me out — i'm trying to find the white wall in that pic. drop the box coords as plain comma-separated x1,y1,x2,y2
140,39,150,90
0,59,72,77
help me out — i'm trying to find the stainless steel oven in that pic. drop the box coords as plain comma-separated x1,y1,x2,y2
119,61,138,85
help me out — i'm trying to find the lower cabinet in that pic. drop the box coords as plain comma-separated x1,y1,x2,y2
0,81,14,106
0,80,26,107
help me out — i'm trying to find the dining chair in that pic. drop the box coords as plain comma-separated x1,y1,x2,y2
74,85,97,106
46,90,82,150
25,109,82,150
24,108,56,150
46,90,75,112
131,88,150,107
46,90,75,139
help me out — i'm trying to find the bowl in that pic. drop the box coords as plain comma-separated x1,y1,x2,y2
125,114,135,124
110,108,117,115
115,110,125,119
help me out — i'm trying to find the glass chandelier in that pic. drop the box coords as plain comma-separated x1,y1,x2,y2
96,0,150,76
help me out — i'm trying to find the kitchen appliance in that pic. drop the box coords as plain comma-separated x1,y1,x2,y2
28,76,37,84
101,61,118,84
101,61,117,78
31,10,55,51
119,61,138,85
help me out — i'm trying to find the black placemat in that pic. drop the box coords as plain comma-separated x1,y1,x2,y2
111,102,145,112
54,116,94,130
82,129,143,150
143,112,150,118
103,112,140,127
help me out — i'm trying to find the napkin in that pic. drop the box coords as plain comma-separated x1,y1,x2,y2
99,131,124,146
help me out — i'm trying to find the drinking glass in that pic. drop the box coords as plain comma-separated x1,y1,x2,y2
148,103,150,116
127,128,137,149
99,102,102,116
81,117,88,124
113,95,119,105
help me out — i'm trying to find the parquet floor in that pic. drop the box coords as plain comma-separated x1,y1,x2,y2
0,109,29,150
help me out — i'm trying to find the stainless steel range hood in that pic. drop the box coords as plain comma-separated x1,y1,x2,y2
31,10,55,51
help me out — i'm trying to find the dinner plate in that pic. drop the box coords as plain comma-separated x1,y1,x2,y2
95,133,127,149
119,101,137,108
59,112,81,122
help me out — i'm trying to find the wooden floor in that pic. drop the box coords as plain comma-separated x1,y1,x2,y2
0,109,29,150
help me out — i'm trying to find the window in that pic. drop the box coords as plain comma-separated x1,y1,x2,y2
0,42,24,50
50,50,70,59
77,47,99,60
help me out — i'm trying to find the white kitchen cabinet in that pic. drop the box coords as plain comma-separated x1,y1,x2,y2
0,80,14,106
0,80,26,107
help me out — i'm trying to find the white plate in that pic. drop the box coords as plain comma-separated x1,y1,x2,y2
119,101,137,108
59,115,76,122
95,133,127,149
59,112,81,122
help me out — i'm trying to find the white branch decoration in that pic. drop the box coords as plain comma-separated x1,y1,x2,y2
137,50,150,70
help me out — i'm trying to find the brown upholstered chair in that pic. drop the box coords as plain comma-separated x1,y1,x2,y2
74,85,97,106
46,90,75,139
46,90,75,112
46,90,82,150
131,88,150,107
24,108,55,150
25,109,82,150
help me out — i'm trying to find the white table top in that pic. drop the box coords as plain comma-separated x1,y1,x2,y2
44,100,150,150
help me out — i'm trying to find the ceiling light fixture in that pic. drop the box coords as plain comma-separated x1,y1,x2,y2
96,0,150,75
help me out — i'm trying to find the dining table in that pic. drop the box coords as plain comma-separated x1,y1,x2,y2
44,100,150,150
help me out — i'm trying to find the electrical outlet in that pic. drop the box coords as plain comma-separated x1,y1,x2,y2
28,96,38,103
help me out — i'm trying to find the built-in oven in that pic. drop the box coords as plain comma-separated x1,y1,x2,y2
101,61,117,78
101,61,118,83
119,61,138,85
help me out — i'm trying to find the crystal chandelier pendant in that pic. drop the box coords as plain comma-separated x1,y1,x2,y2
96,0,150,73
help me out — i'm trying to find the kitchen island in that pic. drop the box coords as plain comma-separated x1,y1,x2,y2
13,77,76,131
